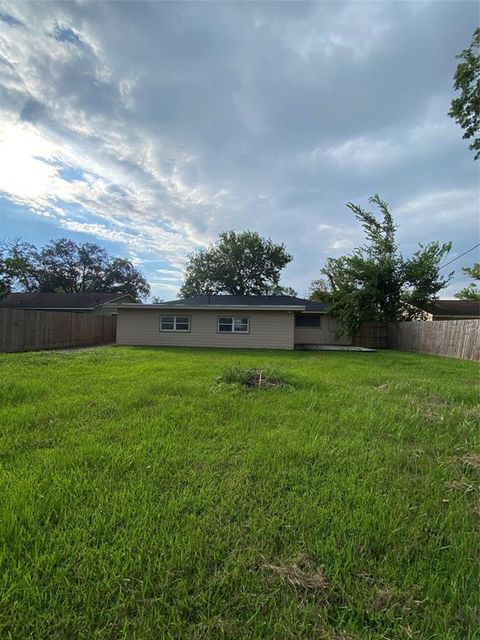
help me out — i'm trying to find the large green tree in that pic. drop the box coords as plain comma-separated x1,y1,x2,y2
0,239,39,297
309,196,452,340
307,277,332,303
179,230,293,297
454,263,480,300
449,28,480,159
0,237,150,300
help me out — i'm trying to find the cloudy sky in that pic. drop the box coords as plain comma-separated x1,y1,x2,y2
0,0,478,300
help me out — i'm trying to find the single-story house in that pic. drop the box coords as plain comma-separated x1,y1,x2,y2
0,292,135,314
420,299,480,321
116,295,350,350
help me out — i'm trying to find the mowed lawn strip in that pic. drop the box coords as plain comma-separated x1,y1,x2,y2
0,347,478,640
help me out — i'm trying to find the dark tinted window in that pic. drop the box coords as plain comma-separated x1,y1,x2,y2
295,314,321,327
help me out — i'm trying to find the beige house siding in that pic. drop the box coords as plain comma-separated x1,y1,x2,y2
117,308,295,350
294,315,351,345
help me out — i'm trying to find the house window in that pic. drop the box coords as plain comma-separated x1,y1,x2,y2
217,316,249,333
295,314,321,327
160,315,190,332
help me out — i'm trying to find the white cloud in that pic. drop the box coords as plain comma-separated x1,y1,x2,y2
156,267,183,275
0,5,231,266
397,188,478,224
286,2,394,60
321,137,392,167
317,114,460,170
0,121,76,208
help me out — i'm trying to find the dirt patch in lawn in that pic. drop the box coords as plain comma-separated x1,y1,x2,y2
262,554,328,591
426,395,447,406
464,407,480,420
462,453,480,470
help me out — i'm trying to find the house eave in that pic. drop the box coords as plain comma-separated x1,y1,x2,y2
300,309,327,314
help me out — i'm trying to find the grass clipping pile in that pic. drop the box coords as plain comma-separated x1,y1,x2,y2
218,363,291,390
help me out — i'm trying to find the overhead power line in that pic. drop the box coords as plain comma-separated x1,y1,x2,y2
439,243,480,270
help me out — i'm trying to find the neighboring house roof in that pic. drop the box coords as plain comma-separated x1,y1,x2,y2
422,299,480,317
123,295,327,312
0,292,135,310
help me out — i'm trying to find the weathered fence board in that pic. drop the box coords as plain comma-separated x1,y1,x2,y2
388,319,480,361
0,309,117,353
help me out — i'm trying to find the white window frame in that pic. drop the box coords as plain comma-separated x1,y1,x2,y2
160,315,191,332
217,316,250,334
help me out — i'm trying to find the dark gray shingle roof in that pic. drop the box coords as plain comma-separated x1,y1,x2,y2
0,292,133,309
423,299,480,317
164,295,327,312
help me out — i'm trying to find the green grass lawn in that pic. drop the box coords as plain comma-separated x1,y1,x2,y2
0,347,478,640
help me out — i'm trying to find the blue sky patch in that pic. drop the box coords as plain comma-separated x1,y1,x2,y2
53,25,82,46
0,11,24,27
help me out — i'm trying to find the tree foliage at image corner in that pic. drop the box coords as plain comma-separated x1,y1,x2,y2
449,28,480,159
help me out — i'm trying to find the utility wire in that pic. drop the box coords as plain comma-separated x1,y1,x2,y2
439,243,480,270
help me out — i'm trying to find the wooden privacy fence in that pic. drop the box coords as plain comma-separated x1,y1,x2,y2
388,319,479,361
356,320,479,360
0,309,117,353
357,323,389,349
